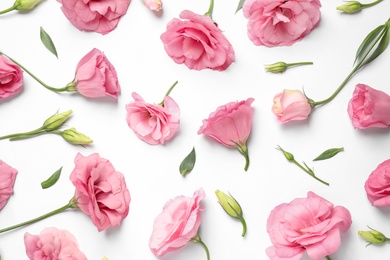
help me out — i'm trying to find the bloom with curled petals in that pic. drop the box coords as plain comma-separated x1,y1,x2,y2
0,54,23,99
365,159,390,206
0,160,18,210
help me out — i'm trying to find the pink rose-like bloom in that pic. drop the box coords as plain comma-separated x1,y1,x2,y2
70,153,131,232
266,191,352,260
347,84,390,129
160,10,235,71
272,89,312,124
0,55,23,99
365,159,390,206
0,160,18,210
73,48,120,99
24,227,87,260
57,0,131,34
143,0,162,11
125,92,180,145
149,188,205,256
243,0,321,47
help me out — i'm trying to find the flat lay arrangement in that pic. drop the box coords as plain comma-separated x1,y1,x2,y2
0,0,390,259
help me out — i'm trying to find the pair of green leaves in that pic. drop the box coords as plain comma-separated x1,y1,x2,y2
40,26,58,58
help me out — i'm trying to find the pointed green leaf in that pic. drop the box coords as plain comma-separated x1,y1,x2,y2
359,27,389,69
40,26,58,58
354,24,384,65
41,167,62,189
313,147,344,161
235,0,246,13
179,147,196,176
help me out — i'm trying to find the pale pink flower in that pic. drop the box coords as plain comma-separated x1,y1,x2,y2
243,0,321,47
0,160,18,210
70,153,131,232
57,0,131,34
125,92,180,145
267,191,352,260
73,48,120,99
198,98,254,171
160,10,235,71
143,0,162,11
0,54,23,99
24,227,87,260
365,159,390,206
149,188,205,256
348,84,390,129
272,89,312,123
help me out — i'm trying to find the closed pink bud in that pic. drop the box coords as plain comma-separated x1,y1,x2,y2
0,160,18,210
143,0,162,11
272,89,312,124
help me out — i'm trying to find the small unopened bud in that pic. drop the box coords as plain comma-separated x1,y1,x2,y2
42,110,73,131
215,190,242,218
277,146,294,161
62,128,93,145
336,1,362,13
14,0,44,10
143,0,162,11
358,227,390,245
264,62,288,73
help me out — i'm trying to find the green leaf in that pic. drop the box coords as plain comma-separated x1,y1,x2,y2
313,147,344,161
359,27,389,68
354,24,384,65
235,0,246,13
179,147,196,176
40,26,58,58
41,167,62,189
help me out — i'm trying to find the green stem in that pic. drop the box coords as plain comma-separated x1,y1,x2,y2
292,160,329,186
159,80,178,105
286,62,313,67
0,6,16,15
0,127,44,140
362,0,383,8
204,0,214,19
236,144,250,171
311,25,387,107
0,52,70,93
9,130,62,141
240,216,247,237
0,200,75,234
325,256,331,260
192,235,210,260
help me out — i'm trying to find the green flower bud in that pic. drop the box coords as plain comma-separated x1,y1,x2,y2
336,1,362,13
358,228,389,245
215,190,242,218
62,128,93,145
264,62,288,73
42,110,73,131
14,0,44,10
277,146,294,161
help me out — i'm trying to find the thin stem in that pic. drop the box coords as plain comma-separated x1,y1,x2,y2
0,126,43,140
159,80,178,105
0,200,75,234
0,52,70,93
0,6,16,15
192,235,210,260
204,0,214,19
240,216,247,237
325,256,331,260
9,130,62,141
362,0,383,8
286,62,313,67
236,144,250,171
292,160,329,186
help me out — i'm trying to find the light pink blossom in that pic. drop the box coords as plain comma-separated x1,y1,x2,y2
272,89,312,123
365,159,390,206
24,227,87,260
0,54,23,99
0,160,18,210
125,92,180,145
57,0,131,34
143,0,162,11
243,0,321,47
348,84,390,129
160,10,235,71
70,153,131,232
149,188,205,256
267,191,352,260
73,48,120,99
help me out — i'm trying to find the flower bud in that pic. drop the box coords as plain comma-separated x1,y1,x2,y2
336,1,362,13
264,62,288,73
143,0,162,11
215,190,242,218
358,228,389,245
42,110,73,131
277,146,294,161
13,0,44,10
61,128,93,145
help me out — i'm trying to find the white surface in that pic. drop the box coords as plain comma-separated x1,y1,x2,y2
0,0,390,259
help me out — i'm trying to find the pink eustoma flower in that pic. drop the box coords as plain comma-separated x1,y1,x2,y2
70,153,131,232
160,10,235,71
143,0,162,11
24,227,87,260
0,160,18,210
149,188,205,256
198,98,254,171
267,191,352,260
365,159,390,206
348,84,390,129
57,0,131,34
125,92,180,145
0,54,23,99
272,89,312,124
243,0,321,47
72,48,121,99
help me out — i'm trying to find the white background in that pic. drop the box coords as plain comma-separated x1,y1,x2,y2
0,0,390,259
